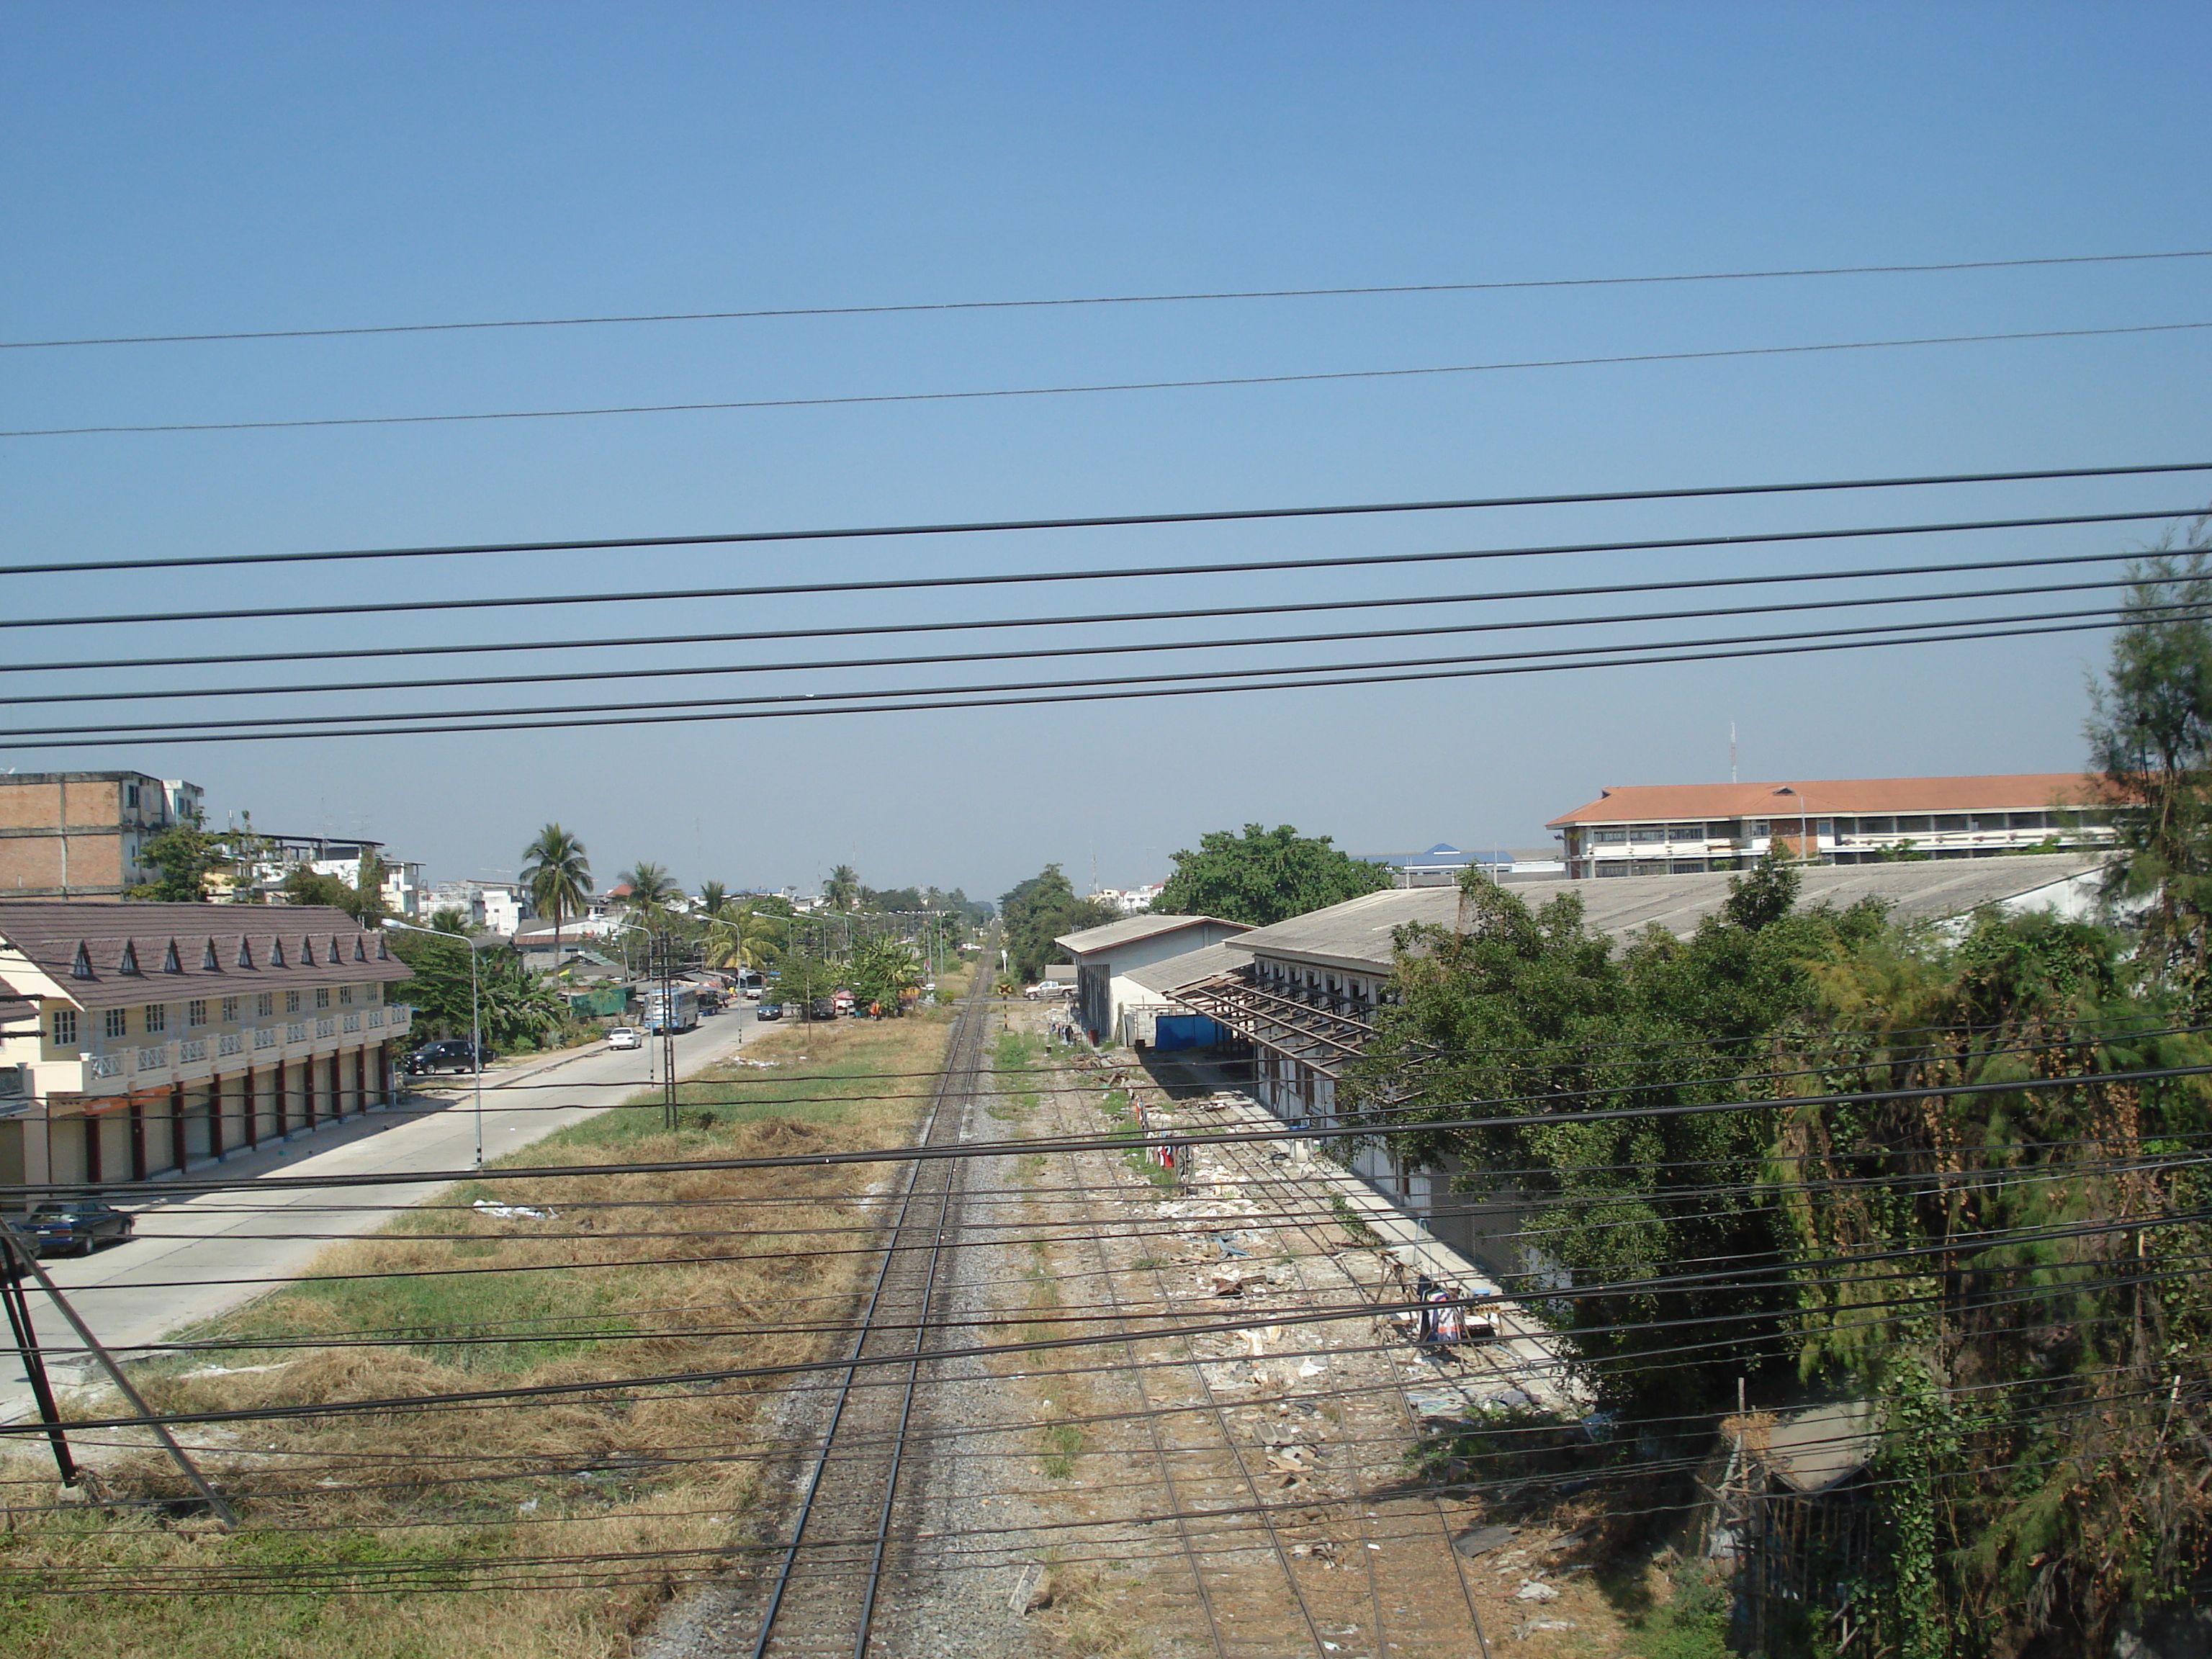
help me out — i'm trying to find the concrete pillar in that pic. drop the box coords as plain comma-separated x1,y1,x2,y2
209,1074,224,1159
84,1115,102,1184
243,1064,258,1149
168,1081,186,1172
129,1099,146,1182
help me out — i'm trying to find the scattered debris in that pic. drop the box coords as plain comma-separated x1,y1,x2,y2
1515,1581,1560,1602
1452,1524,1520,1558
472,1200,555,1220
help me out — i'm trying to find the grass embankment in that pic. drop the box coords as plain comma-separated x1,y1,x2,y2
0,1010,961,1659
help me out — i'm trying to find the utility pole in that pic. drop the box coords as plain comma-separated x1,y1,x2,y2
0,1220,235,1526
0,1238,76,1484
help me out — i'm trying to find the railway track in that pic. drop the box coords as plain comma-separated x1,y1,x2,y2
1038,1040,1494,1659
729,970,997,1659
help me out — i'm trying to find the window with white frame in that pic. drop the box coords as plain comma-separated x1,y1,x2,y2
221,997,240,1023
285,990,300,1014
256,992,274,1018
104,1007,128,1039
187,999,208,1028
144,1004,168,1034
315,987,331,1010
51,1008,78,1048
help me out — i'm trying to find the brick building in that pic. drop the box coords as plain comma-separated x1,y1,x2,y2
0,772,204,899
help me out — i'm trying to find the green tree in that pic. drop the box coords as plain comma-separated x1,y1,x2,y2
824,864,861,912
848,934,923,1012
2085,521,2212,995
696,880,729,917
278,860,388,925
127,812,234,902
428,905,470,935
775,953,841,1017
999,863,1115,984
703,900,785,973
1152,822,1389,927
521,824,593,972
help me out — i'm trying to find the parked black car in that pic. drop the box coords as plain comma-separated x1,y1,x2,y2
29,1200,135,1256
403,1039,490,1076
807,997,837,1022
755,999,784,1021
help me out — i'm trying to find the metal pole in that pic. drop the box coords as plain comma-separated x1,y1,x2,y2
470,940,483,1169
0,1253,77,1485
0,1220,235,1527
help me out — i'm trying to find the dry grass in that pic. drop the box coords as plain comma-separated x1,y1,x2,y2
0,1010,961,1659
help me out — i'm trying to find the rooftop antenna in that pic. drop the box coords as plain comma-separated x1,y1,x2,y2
1730,721,1737,784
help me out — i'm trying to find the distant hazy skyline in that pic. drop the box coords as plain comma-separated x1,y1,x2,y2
6,4,2208,900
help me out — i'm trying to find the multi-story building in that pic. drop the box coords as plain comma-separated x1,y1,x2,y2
0,902,414,1188
1547,773,2112,879
225,832,423,915
0,772,204,899
424,880,533,935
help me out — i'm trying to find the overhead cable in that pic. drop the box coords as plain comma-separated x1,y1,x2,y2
1,463,2206,580
10,248,2206,351
7,320,2211,439
7,562,2200,712
3,606,2193,750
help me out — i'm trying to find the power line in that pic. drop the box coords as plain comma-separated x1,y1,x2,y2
4,566,2193,715
4,500,2194,641
3,464,2200,583
0,606,2185,750
9,319,2209,439
10,248,2206,351
24,1053,2212,1200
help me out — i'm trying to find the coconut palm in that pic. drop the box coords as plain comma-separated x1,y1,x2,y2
521,824,593,975
619,861,685,913
703,900,786,974
697,880,729,917
824,864,861,912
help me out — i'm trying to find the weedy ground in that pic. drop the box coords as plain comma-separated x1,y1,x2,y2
0,1007,961,1659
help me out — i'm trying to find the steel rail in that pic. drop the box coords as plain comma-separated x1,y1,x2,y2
1073,1048,1336,1657
848,993,986,1654
1057,1070,1241,1656
743,968,990,1658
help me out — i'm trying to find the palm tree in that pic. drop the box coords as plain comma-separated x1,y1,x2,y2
824,864,861,913
697,880,729,917
703,900,786,974
619,861,685,913
521,824,593,976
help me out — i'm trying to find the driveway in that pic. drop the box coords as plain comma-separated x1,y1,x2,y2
1,1008,763,1422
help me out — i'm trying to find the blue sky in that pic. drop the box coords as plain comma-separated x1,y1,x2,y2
4,4,2208,900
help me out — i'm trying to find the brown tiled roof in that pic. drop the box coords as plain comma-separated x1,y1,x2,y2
0,900,409,1012
1545,773,2101,828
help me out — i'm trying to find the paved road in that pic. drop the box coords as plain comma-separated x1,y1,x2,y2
1,1007,768,1421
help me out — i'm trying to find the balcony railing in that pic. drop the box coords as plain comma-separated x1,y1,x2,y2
135,1044,168,1071
218,1033,245,1057
287,1022,307,1043
254,1026,277,1050
316,1017,336,1038
367,1008,385,1028
178,1038,208,1063
343,1013,361,1033
89,1053,123,1079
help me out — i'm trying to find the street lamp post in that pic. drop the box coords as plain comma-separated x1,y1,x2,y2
605,915,680,1130
385,918,485,1169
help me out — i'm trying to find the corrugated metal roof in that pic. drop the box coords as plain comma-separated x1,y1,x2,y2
0,899,410,1011
1053,914,1251,954
1546,773,2100,827
1120,940,1255,996
1226,855,2101,972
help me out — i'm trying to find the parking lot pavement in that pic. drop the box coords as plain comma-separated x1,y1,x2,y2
0,1008,761,1422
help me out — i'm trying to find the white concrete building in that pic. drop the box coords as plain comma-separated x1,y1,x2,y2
1549,773,2113,879
1052,914,1253,1045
